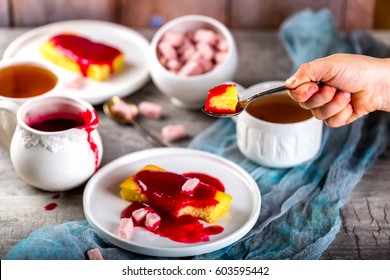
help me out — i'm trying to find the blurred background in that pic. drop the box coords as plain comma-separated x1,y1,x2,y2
1,0,389,30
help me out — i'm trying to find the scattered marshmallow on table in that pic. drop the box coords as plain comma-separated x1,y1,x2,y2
87,248,104,260
138,101,162,120
111,99,137,121
161,124,187,142
157,28,228,76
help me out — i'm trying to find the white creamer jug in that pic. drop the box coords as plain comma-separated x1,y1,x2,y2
0,95,103,191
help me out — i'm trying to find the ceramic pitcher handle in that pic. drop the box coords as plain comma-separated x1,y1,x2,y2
0,100,19,150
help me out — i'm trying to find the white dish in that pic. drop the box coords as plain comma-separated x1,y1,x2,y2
3,20,150,105
83,147,261,257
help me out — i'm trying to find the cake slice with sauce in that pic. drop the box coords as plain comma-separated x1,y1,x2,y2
119,165,232,223
204,84,238,114
40,34,124,81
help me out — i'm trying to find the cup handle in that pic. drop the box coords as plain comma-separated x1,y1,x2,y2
0,101,19,150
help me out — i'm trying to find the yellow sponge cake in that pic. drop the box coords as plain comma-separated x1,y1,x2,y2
40,34,124,81
204,84,238,114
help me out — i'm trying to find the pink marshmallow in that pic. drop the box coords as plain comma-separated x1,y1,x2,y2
87,248,104,260
163,31,185,47
189,51,214,72
111,99,138,122
181,178,200,195
132,207,150,224
178,38,195,55
216,38,229,52
196,42,215,60
158,41,177,60
161,124,187,142
159,56,168,67
145,212,161,231
215,51,228,64
118,218,134,240
65,75,86,89
138,101,162,120
178,60,203,76
166,59,182,71
180,45,196,63
193,29,218,45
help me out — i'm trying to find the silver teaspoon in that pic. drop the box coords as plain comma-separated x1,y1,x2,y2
202,82,321,118
103,96,166,147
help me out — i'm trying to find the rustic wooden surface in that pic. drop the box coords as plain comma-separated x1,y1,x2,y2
0,0,376,30
0,27,389,259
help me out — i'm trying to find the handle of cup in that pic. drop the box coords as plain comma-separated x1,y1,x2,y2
0,100,19,150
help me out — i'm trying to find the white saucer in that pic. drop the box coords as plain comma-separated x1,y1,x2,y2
3,20,150,105
83,147,261,257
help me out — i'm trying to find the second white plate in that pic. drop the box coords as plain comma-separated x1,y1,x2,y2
3,20,150,105
83,147,261,257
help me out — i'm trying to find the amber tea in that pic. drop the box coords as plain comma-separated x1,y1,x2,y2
246,93,312,123
0,64,58,98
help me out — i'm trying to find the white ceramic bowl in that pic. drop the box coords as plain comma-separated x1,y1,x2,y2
149,15,238,109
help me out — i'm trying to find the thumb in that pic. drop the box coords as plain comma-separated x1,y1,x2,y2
284,63,314,89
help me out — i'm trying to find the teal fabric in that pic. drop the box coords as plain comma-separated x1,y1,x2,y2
4,9,390,260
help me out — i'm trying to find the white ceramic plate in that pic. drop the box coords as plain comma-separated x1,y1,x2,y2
3,20,150,105
83,147,261,257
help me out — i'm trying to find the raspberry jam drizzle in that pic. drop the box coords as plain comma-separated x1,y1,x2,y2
50,34,121,76
121,171,226,243
121,202,224,244
134,170,219,217
26,109,100,171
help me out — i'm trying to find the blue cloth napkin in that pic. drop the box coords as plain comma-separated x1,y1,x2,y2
4,9,390,260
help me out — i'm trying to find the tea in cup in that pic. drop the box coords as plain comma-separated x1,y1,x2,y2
236,81,323,168
0,59,62,149
0,95,103,191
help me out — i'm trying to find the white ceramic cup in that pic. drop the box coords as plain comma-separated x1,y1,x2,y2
0,95,103,191
149,15,238,109
236,81,323,168
0,59,63,149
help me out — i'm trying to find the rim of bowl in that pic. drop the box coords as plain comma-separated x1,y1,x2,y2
150,14,236,80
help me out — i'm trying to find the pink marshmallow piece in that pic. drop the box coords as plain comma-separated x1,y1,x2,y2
216,37,229,52
196,42,215,60
193,29,218,46
145,212,161,232
118,217,134,240
163,31,185,47
215,51,228,64
65,75,86,89
181,178,200,195
132,207,150,224
178,38,195,55
158,41,178,60
87,248,104,260
161,124,187,142
188,52,214,73
180,45,196,63
166,59,182,71
178,60,203,76
111,99,138,122
138,101,163,120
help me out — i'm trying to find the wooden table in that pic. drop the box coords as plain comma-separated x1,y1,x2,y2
0,28,389,260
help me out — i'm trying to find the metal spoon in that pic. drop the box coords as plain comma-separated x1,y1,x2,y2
201,82,321,118
103,96,166,147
